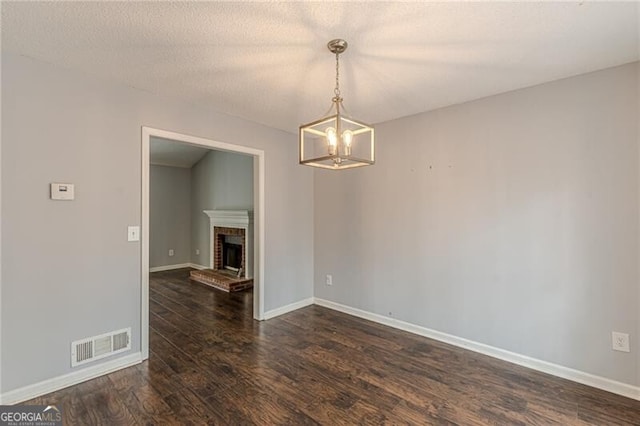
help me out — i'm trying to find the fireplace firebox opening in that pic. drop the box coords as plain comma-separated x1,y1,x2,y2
223,242,242,271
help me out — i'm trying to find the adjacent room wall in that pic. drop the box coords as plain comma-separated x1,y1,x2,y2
149,165,191,268
636,55,640,389
1,53,314,393
314,62,639,386
191,150,254,267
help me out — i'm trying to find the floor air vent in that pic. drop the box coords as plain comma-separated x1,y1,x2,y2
71,328,131,367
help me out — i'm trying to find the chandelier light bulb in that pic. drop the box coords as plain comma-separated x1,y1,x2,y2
326,127,337,155
342,130,353,156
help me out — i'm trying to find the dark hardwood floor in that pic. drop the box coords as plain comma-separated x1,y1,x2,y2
27,268,640,425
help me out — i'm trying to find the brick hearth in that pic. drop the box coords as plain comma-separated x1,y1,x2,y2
189,269,253,293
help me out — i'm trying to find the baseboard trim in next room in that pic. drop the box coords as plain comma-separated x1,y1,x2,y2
149,263,208,273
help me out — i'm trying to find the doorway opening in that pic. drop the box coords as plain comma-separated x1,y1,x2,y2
141,127,265,359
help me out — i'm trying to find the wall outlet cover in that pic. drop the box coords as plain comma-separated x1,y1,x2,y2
127,226,140,242
612,331,630,352
51,182,75,200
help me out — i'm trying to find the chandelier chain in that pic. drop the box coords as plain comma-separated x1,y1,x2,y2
334,52,341,99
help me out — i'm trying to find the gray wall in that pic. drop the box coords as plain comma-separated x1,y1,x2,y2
1,53,314,393
637,59,640,389
191,150,253,267
314,62,639,385
149,165,191,268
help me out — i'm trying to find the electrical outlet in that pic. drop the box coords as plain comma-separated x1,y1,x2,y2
612,332,630,352
168,249,174,257
325,274,333,286
127,226,139,242
195,249,200,255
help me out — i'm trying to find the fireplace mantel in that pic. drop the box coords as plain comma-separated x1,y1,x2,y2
203,210,253,228
204,210,253,278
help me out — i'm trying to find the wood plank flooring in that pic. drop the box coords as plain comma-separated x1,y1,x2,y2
26,268,640,425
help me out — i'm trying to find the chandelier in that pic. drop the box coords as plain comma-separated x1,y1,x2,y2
299,39,375,170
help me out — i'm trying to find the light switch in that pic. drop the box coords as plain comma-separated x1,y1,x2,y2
51,183,75,200
127,226,140,242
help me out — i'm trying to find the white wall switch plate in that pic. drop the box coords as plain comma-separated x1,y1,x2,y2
169,249,174,256
127,226,140,242
195,249,200,255
612,331,630,352
50,183,75,200
325,274,333,286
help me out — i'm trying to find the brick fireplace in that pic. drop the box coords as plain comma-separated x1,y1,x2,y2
204,210,253,279
214,226,245,272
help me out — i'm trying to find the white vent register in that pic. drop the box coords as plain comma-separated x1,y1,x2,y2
71,328,131,367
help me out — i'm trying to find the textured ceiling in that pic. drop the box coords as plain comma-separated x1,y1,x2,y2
2,2,639,134
150,137,210,168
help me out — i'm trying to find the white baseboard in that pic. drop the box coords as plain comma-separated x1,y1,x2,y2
263,297,314,320
188,263,208,270
0,352,142,405
149,263,191,273
313,298,640,402
149,263,207,272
